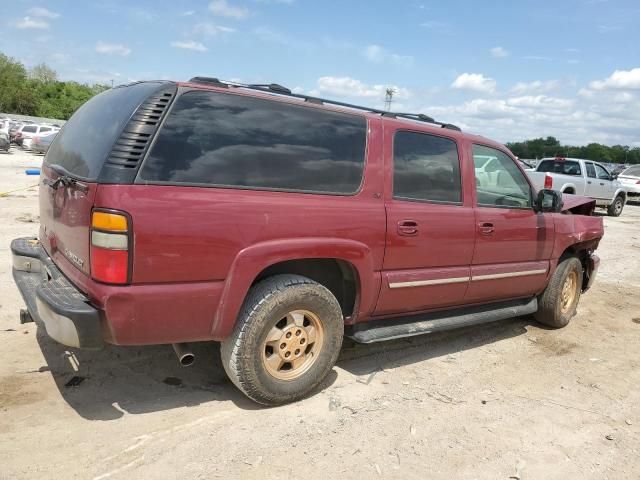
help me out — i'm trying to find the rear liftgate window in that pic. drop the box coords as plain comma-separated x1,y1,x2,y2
138,91,367,194
45,82,169,180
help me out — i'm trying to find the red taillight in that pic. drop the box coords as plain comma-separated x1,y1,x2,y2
91,247,128,283
544,173,553,189
90,211,130,284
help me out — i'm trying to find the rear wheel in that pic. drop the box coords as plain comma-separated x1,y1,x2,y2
607,194,624,217
220,274,343,406
535,257,583,328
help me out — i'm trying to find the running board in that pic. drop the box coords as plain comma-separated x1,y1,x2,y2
347,297,538,344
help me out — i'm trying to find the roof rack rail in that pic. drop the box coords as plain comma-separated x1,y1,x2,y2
188,76,228,88
188,76,460,131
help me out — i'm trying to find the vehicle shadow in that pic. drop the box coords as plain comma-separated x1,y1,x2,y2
339,317,531,377
35,316,532,421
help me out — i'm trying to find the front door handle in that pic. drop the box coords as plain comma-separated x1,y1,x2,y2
478,222,495,235
398,220,418,236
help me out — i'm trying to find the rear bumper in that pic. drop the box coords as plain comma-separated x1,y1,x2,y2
11,237,103,349
12,237,225,347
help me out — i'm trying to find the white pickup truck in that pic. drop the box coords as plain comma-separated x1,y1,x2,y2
526,157,627,216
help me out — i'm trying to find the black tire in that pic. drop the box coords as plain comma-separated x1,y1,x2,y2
535,257,583,328
220,274,344,406
607,194,625,217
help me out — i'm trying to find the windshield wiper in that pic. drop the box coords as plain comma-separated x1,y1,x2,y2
43,164,89,193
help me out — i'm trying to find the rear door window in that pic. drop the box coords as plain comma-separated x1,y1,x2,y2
22,125,37,133
585,162,596,178
45,81,168,180
139,90,367,194
392,131,461,203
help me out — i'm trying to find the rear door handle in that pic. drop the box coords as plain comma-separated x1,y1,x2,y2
478,222,495,235
397,220,418,236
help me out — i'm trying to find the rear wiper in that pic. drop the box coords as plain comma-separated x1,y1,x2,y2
43,164,89,193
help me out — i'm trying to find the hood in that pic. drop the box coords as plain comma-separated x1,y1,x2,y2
561,193,596,216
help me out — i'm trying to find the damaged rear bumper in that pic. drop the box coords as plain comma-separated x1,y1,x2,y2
11,237,103,349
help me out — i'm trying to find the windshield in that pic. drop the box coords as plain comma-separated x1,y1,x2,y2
621,165,640,177
44,82,166,180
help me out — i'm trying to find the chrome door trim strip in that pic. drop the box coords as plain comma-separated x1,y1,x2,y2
389,276,470,289
471,268,547,281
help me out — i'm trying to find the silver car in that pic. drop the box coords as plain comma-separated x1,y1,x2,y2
618,165,640,198
31,131,58,154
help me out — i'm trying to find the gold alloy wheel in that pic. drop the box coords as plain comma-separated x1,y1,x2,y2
560,270,578,314
262,310,324,380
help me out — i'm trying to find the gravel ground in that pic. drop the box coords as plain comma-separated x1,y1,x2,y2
1,148,639,480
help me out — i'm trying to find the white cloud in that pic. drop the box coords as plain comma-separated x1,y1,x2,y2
590,68,640,90
315,76,410,100
364,44,413,67
524,55,552,61
510,80,561,95
95,41,132,56
182,10,195,16
419,21,451,33
451,73,496,93
27,7,60,18
13,16,49,29
170,40,208,52
194,23,235,36
490,46,509,58
208,0,249,19
598,25,622,33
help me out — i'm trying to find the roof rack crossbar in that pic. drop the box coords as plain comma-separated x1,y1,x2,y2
188,76,460,131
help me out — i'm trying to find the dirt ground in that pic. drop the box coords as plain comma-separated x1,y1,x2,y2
1,148,639,480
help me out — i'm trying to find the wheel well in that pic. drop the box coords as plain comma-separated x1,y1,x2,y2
252,259,359,318
559,244,595,288
562,187,575,194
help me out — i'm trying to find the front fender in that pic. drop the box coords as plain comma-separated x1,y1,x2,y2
211,238,379,339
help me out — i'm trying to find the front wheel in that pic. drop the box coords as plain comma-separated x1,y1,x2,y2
220,274,344,406
535,257,583,328
607,195,625,217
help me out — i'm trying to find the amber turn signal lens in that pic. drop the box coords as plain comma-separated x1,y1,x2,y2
92,212,128,232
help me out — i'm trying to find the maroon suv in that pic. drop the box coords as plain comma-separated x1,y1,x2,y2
12,78,603,405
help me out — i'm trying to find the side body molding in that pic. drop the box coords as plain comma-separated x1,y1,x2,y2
211,238,380,339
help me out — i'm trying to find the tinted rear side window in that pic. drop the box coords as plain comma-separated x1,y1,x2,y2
393,131,461,203
22,125,37,133
45,82,167,180
139,91,367,194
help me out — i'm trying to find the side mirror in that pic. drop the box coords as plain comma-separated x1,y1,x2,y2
535,189,564,213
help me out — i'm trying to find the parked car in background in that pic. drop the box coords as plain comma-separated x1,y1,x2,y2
527,157,627,216
617,165,640,198
11,78,604,406
31,131,58,154
611,164,629,176
9,123,24,143
19,124,57,150
0,131,9,152
517,158,535,169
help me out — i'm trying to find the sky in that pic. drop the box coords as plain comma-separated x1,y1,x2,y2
2,0,640,146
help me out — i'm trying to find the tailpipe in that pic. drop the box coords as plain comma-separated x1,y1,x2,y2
172,343,195,367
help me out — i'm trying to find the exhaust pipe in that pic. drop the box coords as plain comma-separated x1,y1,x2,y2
20,309,34,324
172,343,195,367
